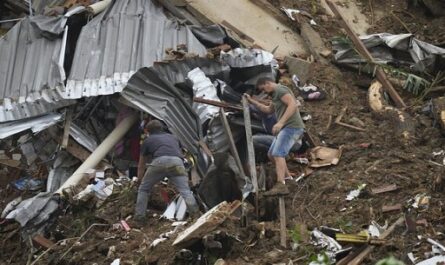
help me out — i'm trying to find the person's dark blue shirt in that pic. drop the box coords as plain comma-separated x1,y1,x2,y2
141,132,183,159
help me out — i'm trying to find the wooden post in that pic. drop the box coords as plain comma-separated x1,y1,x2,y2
242,97,259,216
219,108,246,177
61,107,73,149
326,0,406,108
279,196,287,248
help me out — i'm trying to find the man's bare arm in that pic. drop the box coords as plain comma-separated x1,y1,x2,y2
137,155,148,180
244,94,274,114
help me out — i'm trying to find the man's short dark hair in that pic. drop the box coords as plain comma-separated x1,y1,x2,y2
145,120,164,134
256,77,275,88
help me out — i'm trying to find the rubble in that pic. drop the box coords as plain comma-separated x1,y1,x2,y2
0,0,445,264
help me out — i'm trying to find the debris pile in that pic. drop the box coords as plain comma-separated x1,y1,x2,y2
0,0,445,264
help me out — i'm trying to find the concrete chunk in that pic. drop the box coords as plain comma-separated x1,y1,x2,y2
284,56,313,85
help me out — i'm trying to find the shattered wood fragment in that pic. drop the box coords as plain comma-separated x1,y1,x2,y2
173,200,241,246
348,216,404,265
368,81,415,143
335,107,366,131
382,204,403,213
32,234,55,249
326,0,406,108
416,219,428,227
0,159,21,168
371,184,398,194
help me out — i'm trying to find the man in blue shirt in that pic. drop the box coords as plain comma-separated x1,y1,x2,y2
135,120,199,222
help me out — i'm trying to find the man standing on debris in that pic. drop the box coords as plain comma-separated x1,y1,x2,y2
246,77,305,195
135,120,199,223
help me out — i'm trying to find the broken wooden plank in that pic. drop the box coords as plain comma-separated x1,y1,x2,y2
279,196,287,248
371,184,398,194
348,216,404,265
33,234,55,249
219,108,246,177
335,107,366,131
61,107,73,149
326,0,406,108
242,97,259,216
0,159,21,168
173,200,241,246
382,204,403,213
193,97,242,111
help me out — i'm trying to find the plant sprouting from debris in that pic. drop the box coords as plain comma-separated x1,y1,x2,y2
289,224,302,244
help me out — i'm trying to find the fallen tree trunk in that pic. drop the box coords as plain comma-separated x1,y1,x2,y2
56,113,138,195
368,81,415,143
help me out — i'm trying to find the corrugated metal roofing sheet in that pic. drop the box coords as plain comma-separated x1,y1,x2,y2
0,17,74,122
64,0,207,99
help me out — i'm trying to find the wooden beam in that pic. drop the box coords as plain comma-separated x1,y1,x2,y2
242,97,259,217
194,97,243,111
219,109,246,177
326,0,406,108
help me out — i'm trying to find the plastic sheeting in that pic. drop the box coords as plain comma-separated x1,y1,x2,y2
221,48,275,68
64,0,207,99
333,33,445,73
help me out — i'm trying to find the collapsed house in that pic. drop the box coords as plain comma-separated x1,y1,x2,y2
1,0,445,264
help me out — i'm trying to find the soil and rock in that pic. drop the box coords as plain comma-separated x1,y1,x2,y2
1,0,445,264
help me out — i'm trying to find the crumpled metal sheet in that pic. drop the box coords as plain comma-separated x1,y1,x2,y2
153,57,230,85
0,16,74,122
6,192,58,227
204,115,244,153
65,0,207,99
0,113,63,139
122,66,208,173
220,48,274,68
188,67,221,123
70,122,98,152
29,6,86,36
333,33,445,73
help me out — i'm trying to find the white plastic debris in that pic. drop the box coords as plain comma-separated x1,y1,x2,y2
411,193,431,209
432,150,444,156
427,238,445,252
416,256,445,265
346,184,367,201
1,197,22,218
72,178,114,207
407,252,417,264
110,258,120,265
162,196,187,221
367,220,388,238
220,48,274,67
311,228,342,252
